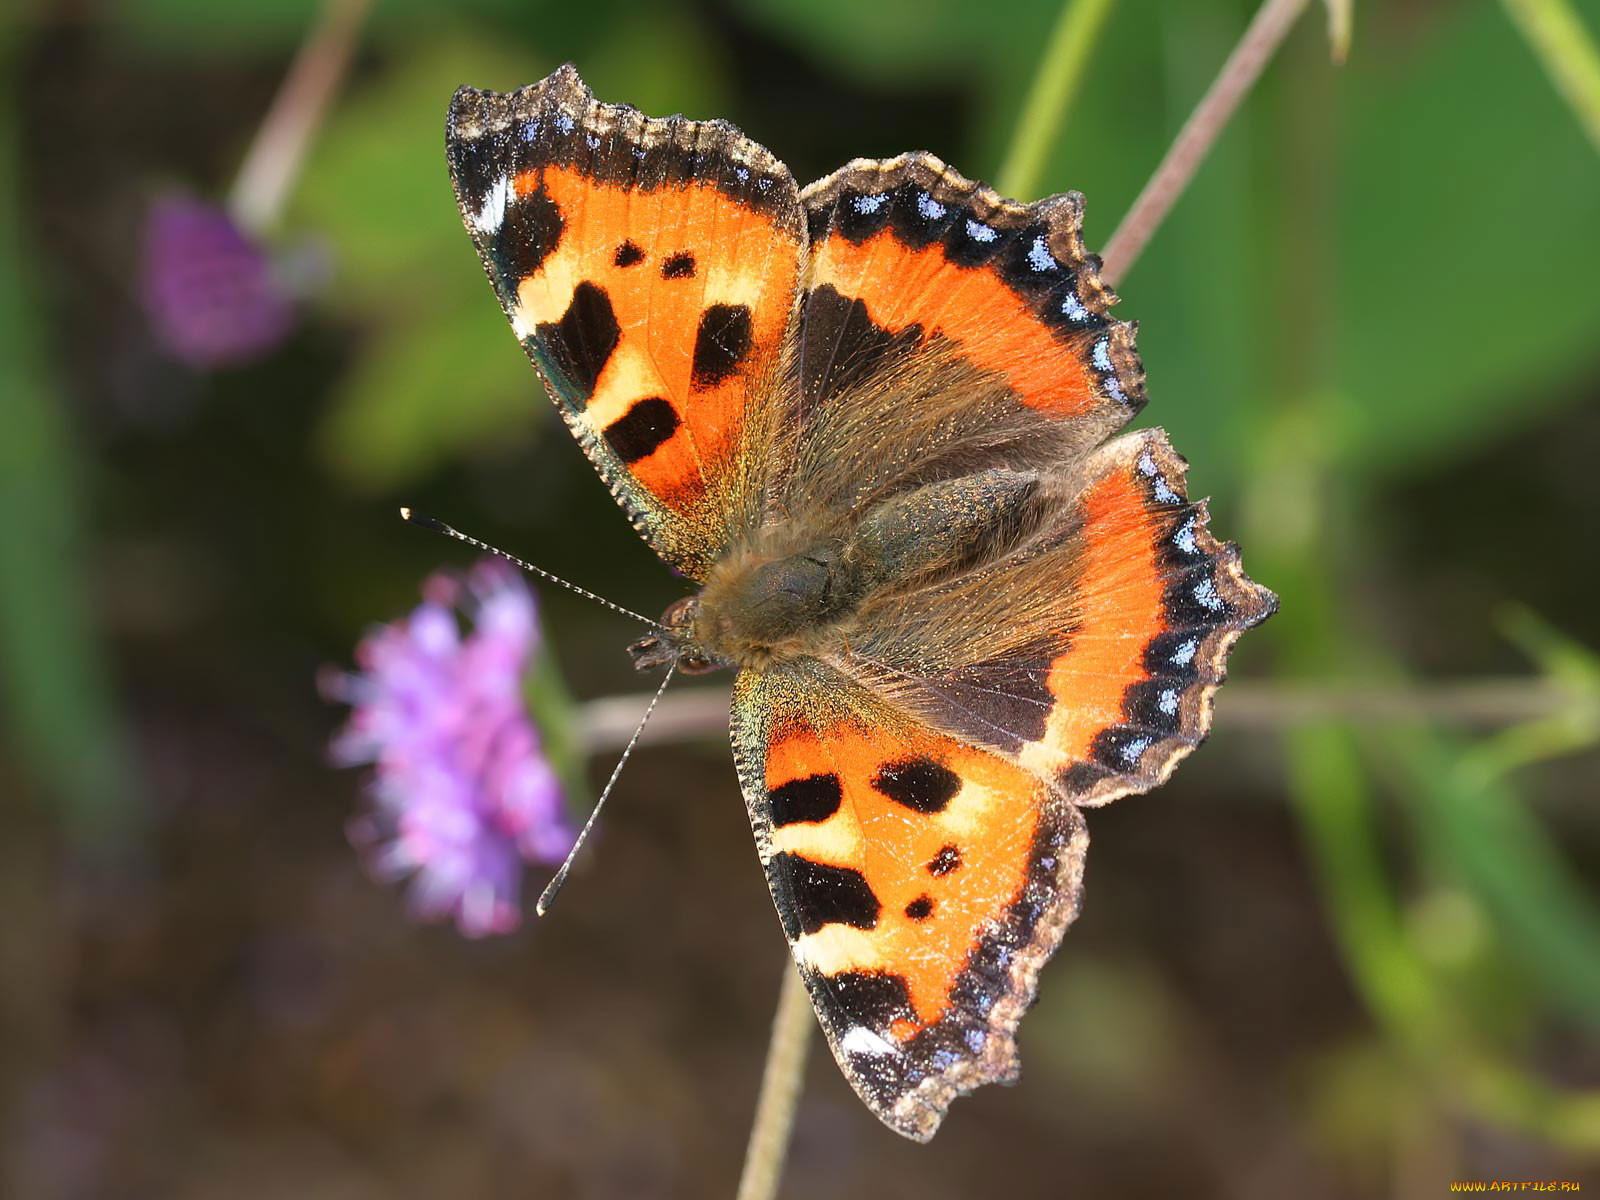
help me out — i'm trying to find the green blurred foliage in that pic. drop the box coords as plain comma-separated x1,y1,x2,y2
1333,3,1600,477
0,18,132,839
294,39,538,489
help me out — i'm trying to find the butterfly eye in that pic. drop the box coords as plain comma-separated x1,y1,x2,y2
659,595,699,629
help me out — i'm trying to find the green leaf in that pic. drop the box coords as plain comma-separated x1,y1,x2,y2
1386,729,1600,1032
0,23,135,841
738,0,1061,79
1501,0,1600,152
294,38,543,489
1333,0,1600,477
316,296,541,491
1458,608,1600,783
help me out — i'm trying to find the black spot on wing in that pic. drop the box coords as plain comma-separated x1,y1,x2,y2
613,240,644,267
927,845,962,876
768,773,843,827
799,283,922,407
773,852,880,937
602,396,680,463
904,895,934,921
872,758,961,814
660,251,696,279
534,281,619,408
690,303,753,390
492,183,565,286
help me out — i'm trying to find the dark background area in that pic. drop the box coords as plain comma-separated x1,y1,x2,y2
3,0,1598,1196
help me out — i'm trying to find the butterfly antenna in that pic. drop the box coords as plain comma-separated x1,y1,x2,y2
537,661,677,916
400,507,663,630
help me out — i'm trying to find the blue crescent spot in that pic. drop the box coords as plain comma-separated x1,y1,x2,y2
1193,578,1224,612
1060,291,1090,323
1120,734,1153,766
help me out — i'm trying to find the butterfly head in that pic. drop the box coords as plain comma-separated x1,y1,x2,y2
626,596,720,675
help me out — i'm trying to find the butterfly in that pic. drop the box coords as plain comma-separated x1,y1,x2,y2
445,65,1276,1141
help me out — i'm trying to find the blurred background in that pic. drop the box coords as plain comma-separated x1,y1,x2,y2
3,0,1599,1196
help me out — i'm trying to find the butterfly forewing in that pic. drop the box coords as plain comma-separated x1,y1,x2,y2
447,66,805,580
787,153,1145,520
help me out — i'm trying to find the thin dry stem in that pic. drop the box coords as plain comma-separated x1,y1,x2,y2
735,961,815,1200
576,679,1587,753
1100,0,1309,286
228,0,375,234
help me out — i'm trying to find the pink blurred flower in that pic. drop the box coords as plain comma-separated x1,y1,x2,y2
323,560,571,937
140,194,294,368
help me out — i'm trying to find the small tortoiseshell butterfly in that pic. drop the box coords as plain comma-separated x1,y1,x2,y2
445,65,1275,1141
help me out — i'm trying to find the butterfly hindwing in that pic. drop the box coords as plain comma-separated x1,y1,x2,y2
731,659,1088,1142
447,66,806,579
840,428,1277,807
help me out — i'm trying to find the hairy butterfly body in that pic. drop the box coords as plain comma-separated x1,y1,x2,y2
447,65,1275,1140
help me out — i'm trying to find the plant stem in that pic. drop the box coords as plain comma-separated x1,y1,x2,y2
1101,0,1309,287
227,0,375,235
735,960,814,1200
574,678,1593,753
1501,0,1600,153
1323,0,1353,64
994,0,1120,201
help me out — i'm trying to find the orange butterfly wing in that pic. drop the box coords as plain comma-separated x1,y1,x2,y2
447,67,804,579
731,660,1088,1141
838,429,1277,807
798,154,1141,433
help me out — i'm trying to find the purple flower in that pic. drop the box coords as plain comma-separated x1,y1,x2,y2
322,560,571,937
140,194,294,369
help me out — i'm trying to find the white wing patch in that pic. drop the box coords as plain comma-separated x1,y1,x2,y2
470,173,513,235
841,1025,901,1057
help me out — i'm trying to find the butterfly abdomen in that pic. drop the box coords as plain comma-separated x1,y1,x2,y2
692,468,1042,670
